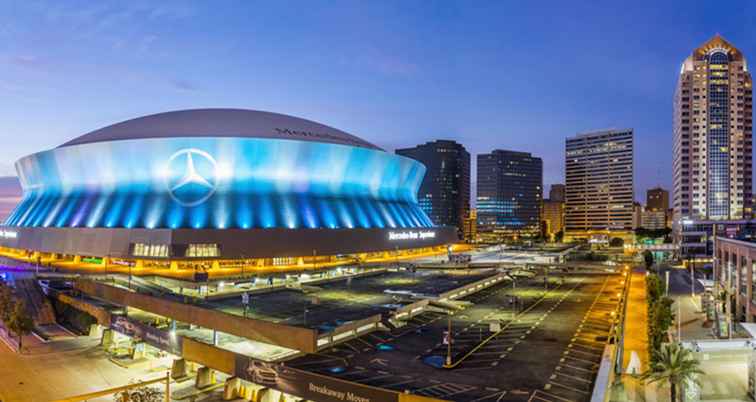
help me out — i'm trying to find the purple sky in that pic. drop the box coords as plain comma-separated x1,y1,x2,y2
0,1,754,217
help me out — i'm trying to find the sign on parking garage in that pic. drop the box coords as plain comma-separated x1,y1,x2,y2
235,355,400,402
110,315,182,355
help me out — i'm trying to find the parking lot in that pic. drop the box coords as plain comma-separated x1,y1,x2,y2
288,272,624,402
204,268,498,332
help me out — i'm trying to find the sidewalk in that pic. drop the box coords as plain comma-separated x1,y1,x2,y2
673,294,714,341
622,268,649,373
614,268,656,402
0,335,167,402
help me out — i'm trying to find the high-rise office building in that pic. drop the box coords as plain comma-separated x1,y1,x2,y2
463,209,477,242
641,209,667,230
477,150,542,240
549,184,565,202
673,35,753,222
542,199,564,241
646,187,669,212
565,129,634,242
632,202,643,230
673,35,753,256
396,140,471,236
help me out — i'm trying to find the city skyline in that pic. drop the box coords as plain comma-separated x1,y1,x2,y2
0,3,753,401
0,1,754,205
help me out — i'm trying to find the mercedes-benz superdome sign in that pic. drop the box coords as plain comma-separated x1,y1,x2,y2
387,230,437,241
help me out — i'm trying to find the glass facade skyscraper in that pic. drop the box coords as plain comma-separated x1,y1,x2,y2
396,140,471,236
673,36,753,256
673,35,753,222
476,150,542,240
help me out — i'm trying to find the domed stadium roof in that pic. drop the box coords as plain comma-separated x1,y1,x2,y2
58,108,382,150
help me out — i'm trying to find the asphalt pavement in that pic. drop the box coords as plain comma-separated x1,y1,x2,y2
288,273,624,402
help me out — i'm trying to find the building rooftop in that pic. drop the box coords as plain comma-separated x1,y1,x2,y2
58,108,382,151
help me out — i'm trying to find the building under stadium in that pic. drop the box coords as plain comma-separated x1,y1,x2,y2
0,109,456,274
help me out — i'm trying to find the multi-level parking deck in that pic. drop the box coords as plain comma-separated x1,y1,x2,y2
43,261,625,402
288,273,625,402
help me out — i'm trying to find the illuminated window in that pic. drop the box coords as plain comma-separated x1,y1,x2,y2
272,257,296,266
186,243,220,258
132,243,169,258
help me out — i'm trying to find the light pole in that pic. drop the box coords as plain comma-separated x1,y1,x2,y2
690,254,695,299
445,313,453,366
240,253,245,279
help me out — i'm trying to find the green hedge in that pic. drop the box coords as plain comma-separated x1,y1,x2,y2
646,274,674,362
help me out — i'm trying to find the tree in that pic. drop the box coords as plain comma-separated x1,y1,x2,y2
555,230,564,243
646,274,674,358
6,301,34,352
649,297,674,354
643,250,655,270
641,342,704,402
0,283,12,324
609,237,624,247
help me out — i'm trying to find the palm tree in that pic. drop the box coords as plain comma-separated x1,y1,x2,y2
641,342,704,402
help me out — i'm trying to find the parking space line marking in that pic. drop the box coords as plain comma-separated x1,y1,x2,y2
548,380,589,394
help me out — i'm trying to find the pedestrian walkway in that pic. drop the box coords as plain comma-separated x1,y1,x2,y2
0,336,165,402
622,267,649,374
673,295,714,341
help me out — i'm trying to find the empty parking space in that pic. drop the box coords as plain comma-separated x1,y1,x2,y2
288,273,624,402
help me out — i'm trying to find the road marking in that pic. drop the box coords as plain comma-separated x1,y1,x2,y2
555,371,592,383
549,380,589,394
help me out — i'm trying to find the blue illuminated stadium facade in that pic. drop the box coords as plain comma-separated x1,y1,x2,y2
7,138,431,230
0,109,456,260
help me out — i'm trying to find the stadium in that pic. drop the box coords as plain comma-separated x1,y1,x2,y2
0,109,456,274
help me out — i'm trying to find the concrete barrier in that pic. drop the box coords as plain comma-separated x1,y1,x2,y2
438,273,509,301
392,299,430,321
590,344,616,402
317,314,382,350
75,279,319,352
55,292,112,325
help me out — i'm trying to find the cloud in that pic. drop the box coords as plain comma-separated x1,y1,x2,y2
172,79,199,92
9,55,42,69
353,47,420,77
0,163,16,177
146,3,196,20
373,54,419,76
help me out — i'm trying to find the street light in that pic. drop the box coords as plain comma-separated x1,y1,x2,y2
445,312,454,366
128,257,133,291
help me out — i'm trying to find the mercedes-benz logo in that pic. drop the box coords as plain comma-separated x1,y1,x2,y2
165,148,218,207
